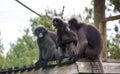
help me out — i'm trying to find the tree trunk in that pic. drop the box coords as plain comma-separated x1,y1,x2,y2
94,0,107,61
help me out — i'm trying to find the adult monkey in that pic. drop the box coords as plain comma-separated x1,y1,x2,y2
52,18,78,63
68,18,105,74
33,26,61,67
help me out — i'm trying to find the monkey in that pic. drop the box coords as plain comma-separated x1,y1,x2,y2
33,26,61,67
68,18,105,74
52,18,78,63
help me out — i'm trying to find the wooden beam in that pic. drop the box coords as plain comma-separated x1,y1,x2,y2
9,62,120,74
1,60,120,74
101,15,120,22
76,62,120,74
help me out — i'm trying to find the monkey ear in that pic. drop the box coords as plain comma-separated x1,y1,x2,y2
44,29,48,34
43,28,48,35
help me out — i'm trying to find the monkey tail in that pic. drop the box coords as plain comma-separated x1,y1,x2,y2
90,58,105,74
90,62,94,73
98,58,105,74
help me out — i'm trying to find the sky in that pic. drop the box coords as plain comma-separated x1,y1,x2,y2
0,0,119,54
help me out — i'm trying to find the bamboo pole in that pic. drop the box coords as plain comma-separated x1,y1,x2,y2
15,0,42,17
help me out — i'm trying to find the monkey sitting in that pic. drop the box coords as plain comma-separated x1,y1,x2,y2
68,18,105,74
52,18,78,63
33,26,61,67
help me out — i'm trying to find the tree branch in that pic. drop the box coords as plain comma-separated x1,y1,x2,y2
101,15,120,22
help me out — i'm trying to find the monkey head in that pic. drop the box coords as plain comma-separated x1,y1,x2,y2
68,18,79,30
33,26,48,38
52,18,64,29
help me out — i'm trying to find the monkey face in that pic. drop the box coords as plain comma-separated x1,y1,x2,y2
52,18,63,29
33,26,48,38
68,18,78,30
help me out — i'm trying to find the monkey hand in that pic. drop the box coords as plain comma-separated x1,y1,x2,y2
58,39,77,46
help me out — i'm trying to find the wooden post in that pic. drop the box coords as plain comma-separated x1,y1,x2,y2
99,22,107,61
94,0,107,61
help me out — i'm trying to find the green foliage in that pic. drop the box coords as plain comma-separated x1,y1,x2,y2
107,25,120,59
0,32,4,55
109,0,120,12
0,32,5,68
0,55,5,68
5,29,38,68
78,7,93,24
106,0,120,59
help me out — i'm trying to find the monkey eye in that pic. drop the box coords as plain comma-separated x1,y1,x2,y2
41,29,45,32
53,21,58,27
36,29,40,32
